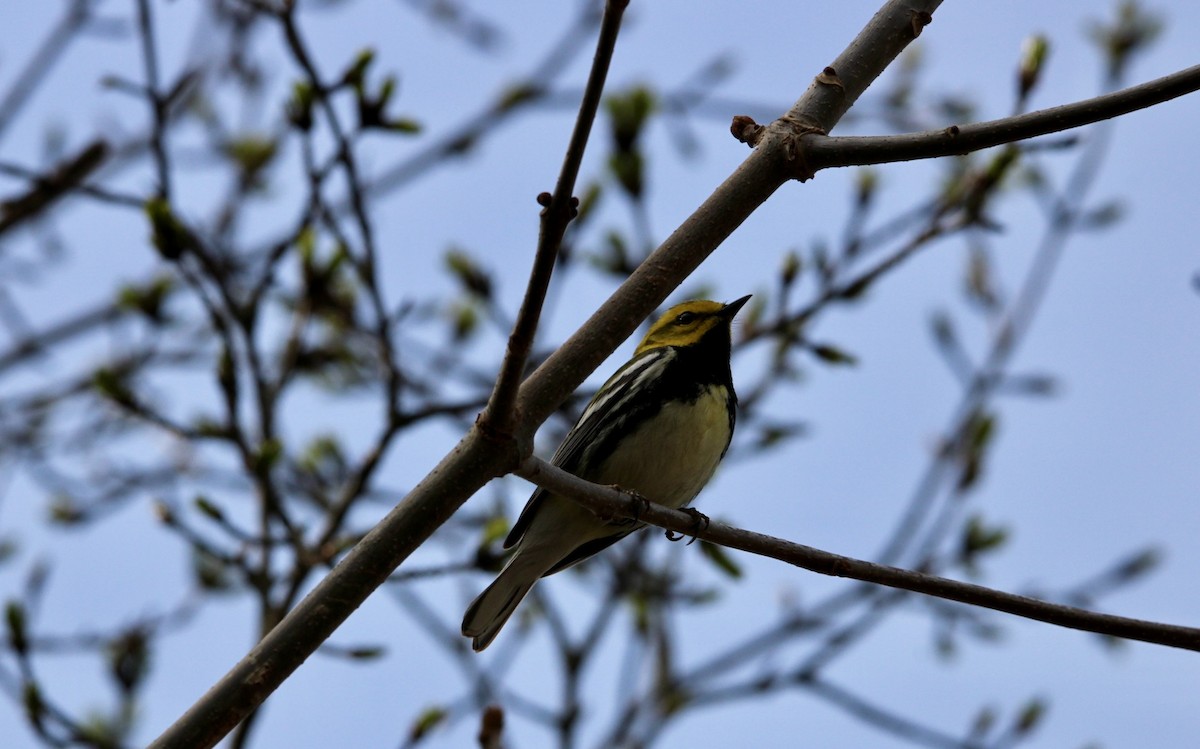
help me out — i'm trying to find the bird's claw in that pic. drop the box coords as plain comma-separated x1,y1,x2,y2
609,485,649,526
666,507,710,544
629,491,651,521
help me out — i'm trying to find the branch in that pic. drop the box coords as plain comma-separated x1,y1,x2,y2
514,0,942,433
146,3,943,746
0,299,123,373
805,63,1200,170
0,140,111,235
0,0,92,140
687,673,978,749
481,0,628,438
517,456,1200,654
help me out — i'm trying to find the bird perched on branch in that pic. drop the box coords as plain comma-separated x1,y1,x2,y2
462,295,750,651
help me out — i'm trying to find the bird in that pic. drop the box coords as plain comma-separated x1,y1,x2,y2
462,295,750,651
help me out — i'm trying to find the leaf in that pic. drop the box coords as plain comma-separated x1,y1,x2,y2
1087,2,1162,79
299,435,348,485
253,438,283,475
107,628,151,694
1002,372,1059,397
498,82,542,111
5,600,27,655
930,310,958,352
605,85,657,151
574,181,603,227
23,682,45,729
342,47,376,90
448,300,479,341
409,706,448,742
193,548,232,592
93,367,135,407
347,645,385,660
194,495,224,521
1076,200,1125,231
809,343,858,366
322,643,388,661
838,274,872,300
287,81,315,130
699,540,742,579
49,494,85,525
780,250,802,289
811,241,833,286
1017,34,1051,99
144,197,198,260
116,276,174,323
481,516,509,546
854,167,879,207
383,117,422,134
77,712,122,748
608,150,644,199
222,134,278,183
968,705,998,740
657,684,692,716
965,245,1000,310
961,515,1009,558
965,410,997,451
192,416,229,439
589,229,634,277
152,501,176,526
444,248,493,300
956,410,999,492
1112,546,1161,581
753,421,808,450
605,86,657,198
1014,696,1048,734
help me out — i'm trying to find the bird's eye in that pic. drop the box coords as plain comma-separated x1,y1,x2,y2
675,311,697,325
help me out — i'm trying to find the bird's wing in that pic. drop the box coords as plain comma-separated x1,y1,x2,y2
504,348,674,549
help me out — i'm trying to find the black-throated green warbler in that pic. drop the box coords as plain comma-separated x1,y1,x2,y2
462,295,750,651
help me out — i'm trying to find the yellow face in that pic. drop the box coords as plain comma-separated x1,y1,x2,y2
634,300,732,355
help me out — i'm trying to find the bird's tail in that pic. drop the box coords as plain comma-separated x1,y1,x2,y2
461,555,541,651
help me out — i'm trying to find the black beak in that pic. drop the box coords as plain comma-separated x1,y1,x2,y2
720,294,752,319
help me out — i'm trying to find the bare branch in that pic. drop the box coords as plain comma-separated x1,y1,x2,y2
513,0,943,434
0,0,93,140
806,63,1200,170
481,0,628,438
518,455,1200,654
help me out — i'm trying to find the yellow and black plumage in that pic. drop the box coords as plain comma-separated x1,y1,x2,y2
462,295,750,651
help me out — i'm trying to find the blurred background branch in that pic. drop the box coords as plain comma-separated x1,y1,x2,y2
0,1,1193,749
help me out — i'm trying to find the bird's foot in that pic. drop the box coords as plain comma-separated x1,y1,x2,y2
666,507,710,545
609,485,649,526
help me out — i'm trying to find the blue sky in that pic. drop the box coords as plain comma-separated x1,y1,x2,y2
1,2,1198,747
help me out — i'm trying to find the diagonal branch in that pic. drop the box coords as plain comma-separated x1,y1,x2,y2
805,63,1200,170
0,0,93,140
518,456,1200,653
514,0,943,432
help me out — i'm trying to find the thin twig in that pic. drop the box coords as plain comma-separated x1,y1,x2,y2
0,0,92,140
481,0,629,438
135,0,172,199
